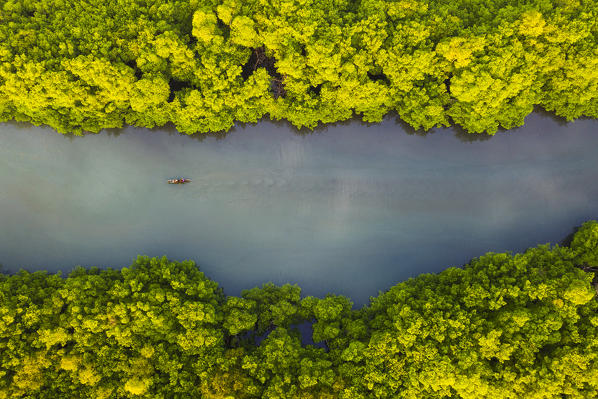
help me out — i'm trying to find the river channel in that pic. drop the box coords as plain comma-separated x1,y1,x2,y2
1,113,597,305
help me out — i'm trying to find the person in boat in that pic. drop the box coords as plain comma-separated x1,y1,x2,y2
168,178,189,184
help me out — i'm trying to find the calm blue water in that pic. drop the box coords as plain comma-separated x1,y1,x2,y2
1,113,597,305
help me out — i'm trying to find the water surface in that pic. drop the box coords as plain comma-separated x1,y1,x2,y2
1,114,597,304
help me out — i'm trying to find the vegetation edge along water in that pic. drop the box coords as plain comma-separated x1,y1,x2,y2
1,220,597,398
0,0,596,136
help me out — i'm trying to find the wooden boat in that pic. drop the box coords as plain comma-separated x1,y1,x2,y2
167,178,191,184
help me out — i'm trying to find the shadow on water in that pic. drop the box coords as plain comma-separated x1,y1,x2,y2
560,224,583,247
8,106,580,144
2,120,32,131
534,105,569,127
59,122,230,142
158,122,230,142
219,107,576,143
264,112,379,137
390,106,579,143
389,111,497,143
177,111,511,143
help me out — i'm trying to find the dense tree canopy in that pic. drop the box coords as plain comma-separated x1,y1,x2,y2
0,221,597,397
0,0,596,135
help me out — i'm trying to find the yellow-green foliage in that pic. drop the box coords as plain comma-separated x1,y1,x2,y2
0,222,597,397
0,0,596,135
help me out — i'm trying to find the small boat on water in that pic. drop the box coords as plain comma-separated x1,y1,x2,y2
168,178,191,184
